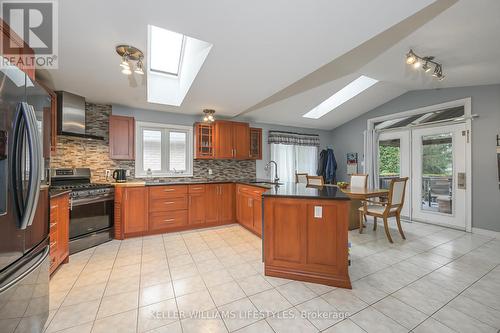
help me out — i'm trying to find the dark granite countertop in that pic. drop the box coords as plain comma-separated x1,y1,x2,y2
142,178,276,189
262,183,350,200
49,189,71,199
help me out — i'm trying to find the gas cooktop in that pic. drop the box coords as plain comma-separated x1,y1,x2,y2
51,183,113,191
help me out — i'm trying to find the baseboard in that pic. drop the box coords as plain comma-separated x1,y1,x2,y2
472,227,500,239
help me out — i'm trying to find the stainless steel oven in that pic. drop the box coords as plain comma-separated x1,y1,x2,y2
69,187,114,254
50,168,114,254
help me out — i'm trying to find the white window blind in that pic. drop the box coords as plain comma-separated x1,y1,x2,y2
135,122,193,177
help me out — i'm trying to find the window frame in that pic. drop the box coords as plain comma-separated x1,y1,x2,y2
135,121,193,177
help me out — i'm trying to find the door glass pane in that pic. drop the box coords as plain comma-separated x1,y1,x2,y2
421,133,453,214
143,130,162,171
169,131,186,171
378,139,400,189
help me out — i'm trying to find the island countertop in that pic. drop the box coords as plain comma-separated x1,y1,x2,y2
262,182,350,200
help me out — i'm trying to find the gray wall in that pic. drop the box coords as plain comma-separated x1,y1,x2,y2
330,84,500,232
112,104,334,180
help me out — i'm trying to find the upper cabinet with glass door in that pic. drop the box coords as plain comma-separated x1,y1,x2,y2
194,121,262,160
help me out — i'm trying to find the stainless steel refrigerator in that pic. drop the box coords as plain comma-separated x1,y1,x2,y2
0,62,51,332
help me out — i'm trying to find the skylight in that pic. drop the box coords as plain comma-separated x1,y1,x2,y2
149,25,184,76
302,75,378,119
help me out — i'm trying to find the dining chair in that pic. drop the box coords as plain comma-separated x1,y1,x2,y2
350,174,369,225
295,173,308,184
359,177,408,243
306,175,324,186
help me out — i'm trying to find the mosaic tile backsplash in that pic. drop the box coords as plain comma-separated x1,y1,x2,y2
50,103,256,182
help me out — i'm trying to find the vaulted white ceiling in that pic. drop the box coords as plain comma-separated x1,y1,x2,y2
40,0,500,130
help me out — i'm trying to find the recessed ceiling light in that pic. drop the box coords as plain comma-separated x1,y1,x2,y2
302,75,378,119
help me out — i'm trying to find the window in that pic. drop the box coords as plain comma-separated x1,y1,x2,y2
149,25,184,76
135,122,193,177
303,75,378,119
270,144,318,182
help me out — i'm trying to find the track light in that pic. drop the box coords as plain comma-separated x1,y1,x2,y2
134,58,144,75
116,45,145,77
422,61,432,72
405,49,444,80
406,50,417,65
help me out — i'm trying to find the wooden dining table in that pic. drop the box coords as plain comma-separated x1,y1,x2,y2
325,185,389,230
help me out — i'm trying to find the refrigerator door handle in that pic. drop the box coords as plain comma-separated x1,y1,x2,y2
23,103,41,228
12,102,41,230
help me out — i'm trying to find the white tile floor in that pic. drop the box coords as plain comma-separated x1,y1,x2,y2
45,219,500,333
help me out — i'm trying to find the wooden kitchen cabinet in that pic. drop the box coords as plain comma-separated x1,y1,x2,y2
194,123,214,159
249,128,262,160
109,115,135,160
205,183,235,224
1,19,36,81
236,184,266,236
49,193,70,274
196,121,260,160
214,121,235,159
214,121,250,159
188,185,206,224
232,122,250,159
122,187,148,236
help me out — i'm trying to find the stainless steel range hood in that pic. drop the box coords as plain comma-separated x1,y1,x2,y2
56,91,104,140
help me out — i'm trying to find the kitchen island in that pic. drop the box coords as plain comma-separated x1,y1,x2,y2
262,183,352,288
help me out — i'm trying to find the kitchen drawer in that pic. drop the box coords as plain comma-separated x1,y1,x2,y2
149,196,188,212
188,184,206,193
149,185,188,198
149,210,188,230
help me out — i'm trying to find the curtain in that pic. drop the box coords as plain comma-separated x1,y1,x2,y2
363,129,379,188
268,131,320,146
270,144,318,182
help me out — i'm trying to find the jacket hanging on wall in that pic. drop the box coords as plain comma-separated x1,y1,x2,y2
317,148,337,184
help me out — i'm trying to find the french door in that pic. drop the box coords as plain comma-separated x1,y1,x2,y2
376,123,469,230
411,124,467,229
377,130,411,218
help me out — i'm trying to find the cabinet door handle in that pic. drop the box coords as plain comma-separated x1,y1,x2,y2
164,189,175,192
50,205,58,210
50,222,57,228
192,187,202,190
164,201,175,205
163,218,175,222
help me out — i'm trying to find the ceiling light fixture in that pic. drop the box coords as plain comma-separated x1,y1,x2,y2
405,49,444,80
303,75,379,119
406,50,417,65
202,109,216,122
134,57,144,75
116,45,144,76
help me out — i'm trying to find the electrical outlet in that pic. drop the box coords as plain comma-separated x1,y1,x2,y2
105,170,111,180
208,168,213,175
126,170,131,176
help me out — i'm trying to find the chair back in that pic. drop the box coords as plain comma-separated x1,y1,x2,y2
306,175,324,186
296,173,308,184
388,177,408,209
350,174,368,189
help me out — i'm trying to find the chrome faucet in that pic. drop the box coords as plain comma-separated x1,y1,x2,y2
265,160,279,183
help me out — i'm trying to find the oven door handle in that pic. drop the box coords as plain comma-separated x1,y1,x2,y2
71,195,114,207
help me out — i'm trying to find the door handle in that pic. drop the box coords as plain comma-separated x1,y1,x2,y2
11,103,41,230
457,172,466,189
